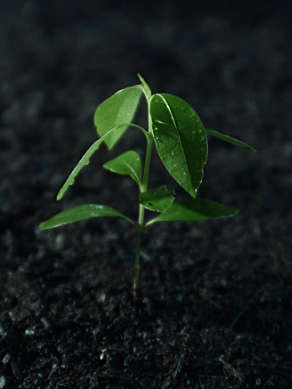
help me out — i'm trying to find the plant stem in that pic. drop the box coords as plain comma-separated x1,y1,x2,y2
133,222,143,297
133,109,153,297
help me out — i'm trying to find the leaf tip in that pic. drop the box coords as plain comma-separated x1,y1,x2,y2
137,73,151,98
39,222,46,230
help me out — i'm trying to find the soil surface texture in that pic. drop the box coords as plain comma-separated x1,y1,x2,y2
1,1,292,388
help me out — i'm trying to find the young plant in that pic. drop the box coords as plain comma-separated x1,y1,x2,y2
40,75,255,296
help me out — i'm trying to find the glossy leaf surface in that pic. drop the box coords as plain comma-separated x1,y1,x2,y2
139,185,175,212
146,198,238,226
39,204,135,230
150,93,208,198
205,128,256,152
94,86,142,150
103,151,142,186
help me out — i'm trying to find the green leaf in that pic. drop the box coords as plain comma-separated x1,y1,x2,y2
39,204,135,230
103,150,142,186
57,124,136,201
146,198,239,226
150,93,208,198
137,74,152,100
205,128,256,152
139,185,175,212
94,85,142,150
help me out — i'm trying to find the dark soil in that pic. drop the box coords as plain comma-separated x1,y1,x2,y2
1,1,292,388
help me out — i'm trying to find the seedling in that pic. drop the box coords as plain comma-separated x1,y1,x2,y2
40,75,255,296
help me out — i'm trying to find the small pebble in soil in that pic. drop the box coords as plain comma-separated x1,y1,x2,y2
2,354,11,365
0,376,10,389
25,327,36,336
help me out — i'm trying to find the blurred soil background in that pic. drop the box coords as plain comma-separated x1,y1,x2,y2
1,0,292,387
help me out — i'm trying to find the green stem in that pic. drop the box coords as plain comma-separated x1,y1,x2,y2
133,109,153,297
133,223,143,296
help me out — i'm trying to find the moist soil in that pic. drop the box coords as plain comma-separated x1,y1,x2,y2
1,1,292,388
